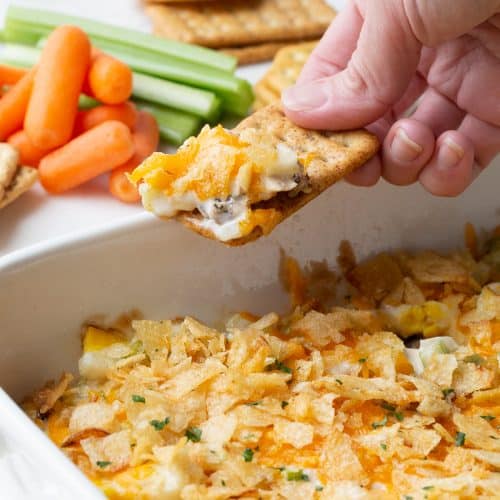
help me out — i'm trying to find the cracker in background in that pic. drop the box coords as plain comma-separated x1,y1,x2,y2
254,41,316,109
221,41,291,65
145,0,334,48
180,104,379,246
0,166,38,210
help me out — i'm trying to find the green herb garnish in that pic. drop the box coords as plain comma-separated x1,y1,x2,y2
315,485,324,491
480,415,496,422
131,394,145,403
380,443,387,451
463,354,485,365
335,378,343,385
455,431,466,447
242,448,254,462
394,411,404,422
150,417,170,431
381,402,396,412
96,461,111,468
267,360,292,374
185,427,202,442
358,358,367,363
442,388,455,398
286,470,310,481
245,400,262,406
221,480,226,486
422,485,434,490
281,401,289,409
372,416,388,429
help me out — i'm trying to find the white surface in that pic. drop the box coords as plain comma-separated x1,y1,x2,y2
1,164,500,499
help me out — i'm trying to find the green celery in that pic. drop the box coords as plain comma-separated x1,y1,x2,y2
6,5,236,72
133,73,221,121
135,101,202,145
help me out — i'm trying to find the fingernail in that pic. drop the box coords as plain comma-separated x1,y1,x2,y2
282,83,328,111
391,128,423,162
437,138,465,170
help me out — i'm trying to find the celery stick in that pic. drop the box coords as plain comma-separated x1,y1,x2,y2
78,95,100,109
133,73,221,122
135,101,202,145
6,5,236,72
35,35,253,112
0,44,38,68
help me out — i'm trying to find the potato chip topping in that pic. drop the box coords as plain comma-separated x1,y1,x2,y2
25,232,500,499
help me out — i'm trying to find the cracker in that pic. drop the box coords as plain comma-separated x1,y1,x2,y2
179,104,379,245
254,41,316,108
145,0,334,48
0,166,38,210
221,41,291,65
0,143,20,200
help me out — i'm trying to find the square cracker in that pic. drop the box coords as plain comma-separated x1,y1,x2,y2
254,41,316,109
180,105,379,245
221,41,294,65
145,0,334,48
0,166,38,210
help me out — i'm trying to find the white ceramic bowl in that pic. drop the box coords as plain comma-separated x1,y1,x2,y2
1,167,500,498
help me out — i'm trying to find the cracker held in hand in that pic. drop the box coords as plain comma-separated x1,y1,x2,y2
130,105,379,246
145,0,334,48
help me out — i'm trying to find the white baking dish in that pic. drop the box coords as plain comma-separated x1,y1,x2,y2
1,164,500,498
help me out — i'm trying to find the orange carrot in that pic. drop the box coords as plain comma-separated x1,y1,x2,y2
73,101,137,135
109,111,159,203
0,65,28,86
7,130,52,167
0,70,35,141
25,25,91,149
39,121,134,194
87,53,133,105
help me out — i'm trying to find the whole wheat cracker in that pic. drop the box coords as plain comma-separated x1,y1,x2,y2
0,166,38,210
179,104,379,246
0,143,20,200
145,0,334,48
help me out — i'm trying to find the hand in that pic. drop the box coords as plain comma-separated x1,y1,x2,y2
282,0,500,196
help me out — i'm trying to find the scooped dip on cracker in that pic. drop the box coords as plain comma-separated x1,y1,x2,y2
130,105,379,245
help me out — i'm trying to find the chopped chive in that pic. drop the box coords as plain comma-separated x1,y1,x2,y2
242,448,254,462
245,401,262,406
394,411,404,422
358,358,367,363
286,470,310,481
455,432,466,447
281,401,289,409
221,480,226,486
267,360,292,374
422,485,434,490
463,354,485,365
490,435,499,440
372,416,388,429
150,417,170,431
96,461,111,468
132,394,145,403
442,388,455,398
315,485,324,491
335,378,343,385
381,402,396,412
380,443,387,451
404,496,413,500
480,415,496,422
185,427,202,442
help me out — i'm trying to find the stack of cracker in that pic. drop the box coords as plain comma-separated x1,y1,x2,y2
0,143,38,210
253,41,315,109
144,0,334,64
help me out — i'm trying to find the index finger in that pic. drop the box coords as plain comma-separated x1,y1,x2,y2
297,1,364,85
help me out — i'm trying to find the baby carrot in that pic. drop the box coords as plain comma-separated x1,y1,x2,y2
39,121,134,194
109,111,159,203
87,53,133,105
73,101,137,135
25,25,91,149
7,130,52,167
0,64,28,86
0,70,35,141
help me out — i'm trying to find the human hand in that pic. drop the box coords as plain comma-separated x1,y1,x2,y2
282,0,500,196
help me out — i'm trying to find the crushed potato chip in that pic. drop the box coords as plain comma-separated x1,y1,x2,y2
25,231,500,498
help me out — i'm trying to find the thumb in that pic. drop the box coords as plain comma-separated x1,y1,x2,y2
282,0,421,130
